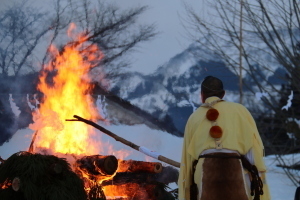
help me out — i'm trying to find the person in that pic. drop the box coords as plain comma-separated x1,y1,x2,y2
178,76,270,200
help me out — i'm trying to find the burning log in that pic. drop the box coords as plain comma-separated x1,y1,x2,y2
67,115,181,168
118,160,162,173
75,155,118,176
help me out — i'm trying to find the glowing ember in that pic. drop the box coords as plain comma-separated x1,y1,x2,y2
103,184,155,199
30,23,103,156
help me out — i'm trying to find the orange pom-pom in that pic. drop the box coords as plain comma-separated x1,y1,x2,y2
206,108,219,121
209,125,223,138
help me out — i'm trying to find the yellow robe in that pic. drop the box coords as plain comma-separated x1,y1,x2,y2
178,97,270,200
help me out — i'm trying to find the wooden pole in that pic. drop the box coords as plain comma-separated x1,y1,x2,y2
66,115,181,168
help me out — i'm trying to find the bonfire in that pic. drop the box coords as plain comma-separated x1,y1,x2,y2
0,24,178,200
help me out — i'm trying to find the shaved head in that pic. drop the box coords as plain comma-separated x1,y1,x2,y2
201,76,225,102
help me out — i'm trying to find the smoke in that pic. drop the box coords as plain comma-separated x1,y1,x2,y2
9,94,21,117
155,166,179,185
0,94,18,145
0,73,39,145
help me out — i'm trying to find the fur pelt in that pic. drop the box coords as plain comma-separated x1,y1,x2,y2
199,153,248,200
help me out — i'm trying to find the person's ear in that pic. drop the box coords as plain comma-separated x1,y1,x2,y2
221,91,225,99
201,91,205,103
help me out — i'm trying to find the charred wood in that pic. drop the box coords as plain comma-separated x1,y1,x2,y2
101,165,179,186
101,172,157,186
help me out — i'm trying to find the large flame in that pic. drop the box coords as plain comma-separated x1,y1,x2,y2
29,23,147,199
30,23,103,156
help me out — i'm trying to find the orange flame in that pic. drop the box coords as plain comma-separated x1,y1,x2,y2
30,23,103,156
29,23,147,199
103,184,153,199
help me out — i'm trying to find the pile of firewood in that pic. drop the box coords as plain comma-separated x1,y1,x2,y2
0,152,178,200
75,155,178,200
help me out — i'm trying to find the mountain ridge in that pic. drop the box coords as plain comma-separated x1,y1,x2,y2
111,43,287,135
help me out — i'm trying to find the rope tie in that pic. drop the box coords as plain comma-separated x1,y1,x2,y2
239,156,264,199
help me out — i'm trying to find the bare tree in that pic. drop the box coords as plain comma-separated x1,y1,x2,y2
184,0,300,185
0,1,55,145
0,1,52,77
0,0,156,85
43,0,157,84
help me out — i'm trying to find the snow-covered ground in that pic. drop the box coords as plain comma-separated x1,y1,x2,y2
0,124,298,200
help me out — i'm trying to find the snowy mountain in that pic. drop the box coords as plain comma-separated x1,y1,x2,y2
111,43,287,135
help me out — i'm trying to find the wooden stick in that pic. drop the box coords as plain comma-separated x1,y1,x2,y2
66,115,181,168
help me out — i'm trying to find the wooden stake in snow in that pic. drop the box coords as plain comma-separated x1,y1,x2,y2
66,115,181,168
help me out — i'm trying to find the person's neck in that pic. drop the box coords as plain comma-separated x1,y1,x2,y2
204,96,221,103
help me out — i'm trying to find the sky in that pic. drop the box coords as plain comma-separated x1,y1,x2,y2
108,0,206,74
0,0,207,75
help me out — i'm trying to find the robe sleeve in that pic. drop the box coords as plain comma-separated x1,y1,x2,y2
243,106,271,200
178,119,193,200
243,106,266,171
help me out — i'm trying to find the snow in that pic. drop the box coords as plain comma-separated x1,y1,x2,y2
255,92,269,101
0,124,297,199
265,155,298,200
282,90,294,111
9,94,21,117
118,74,145,99
130,86,176,114
158,51,198,86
